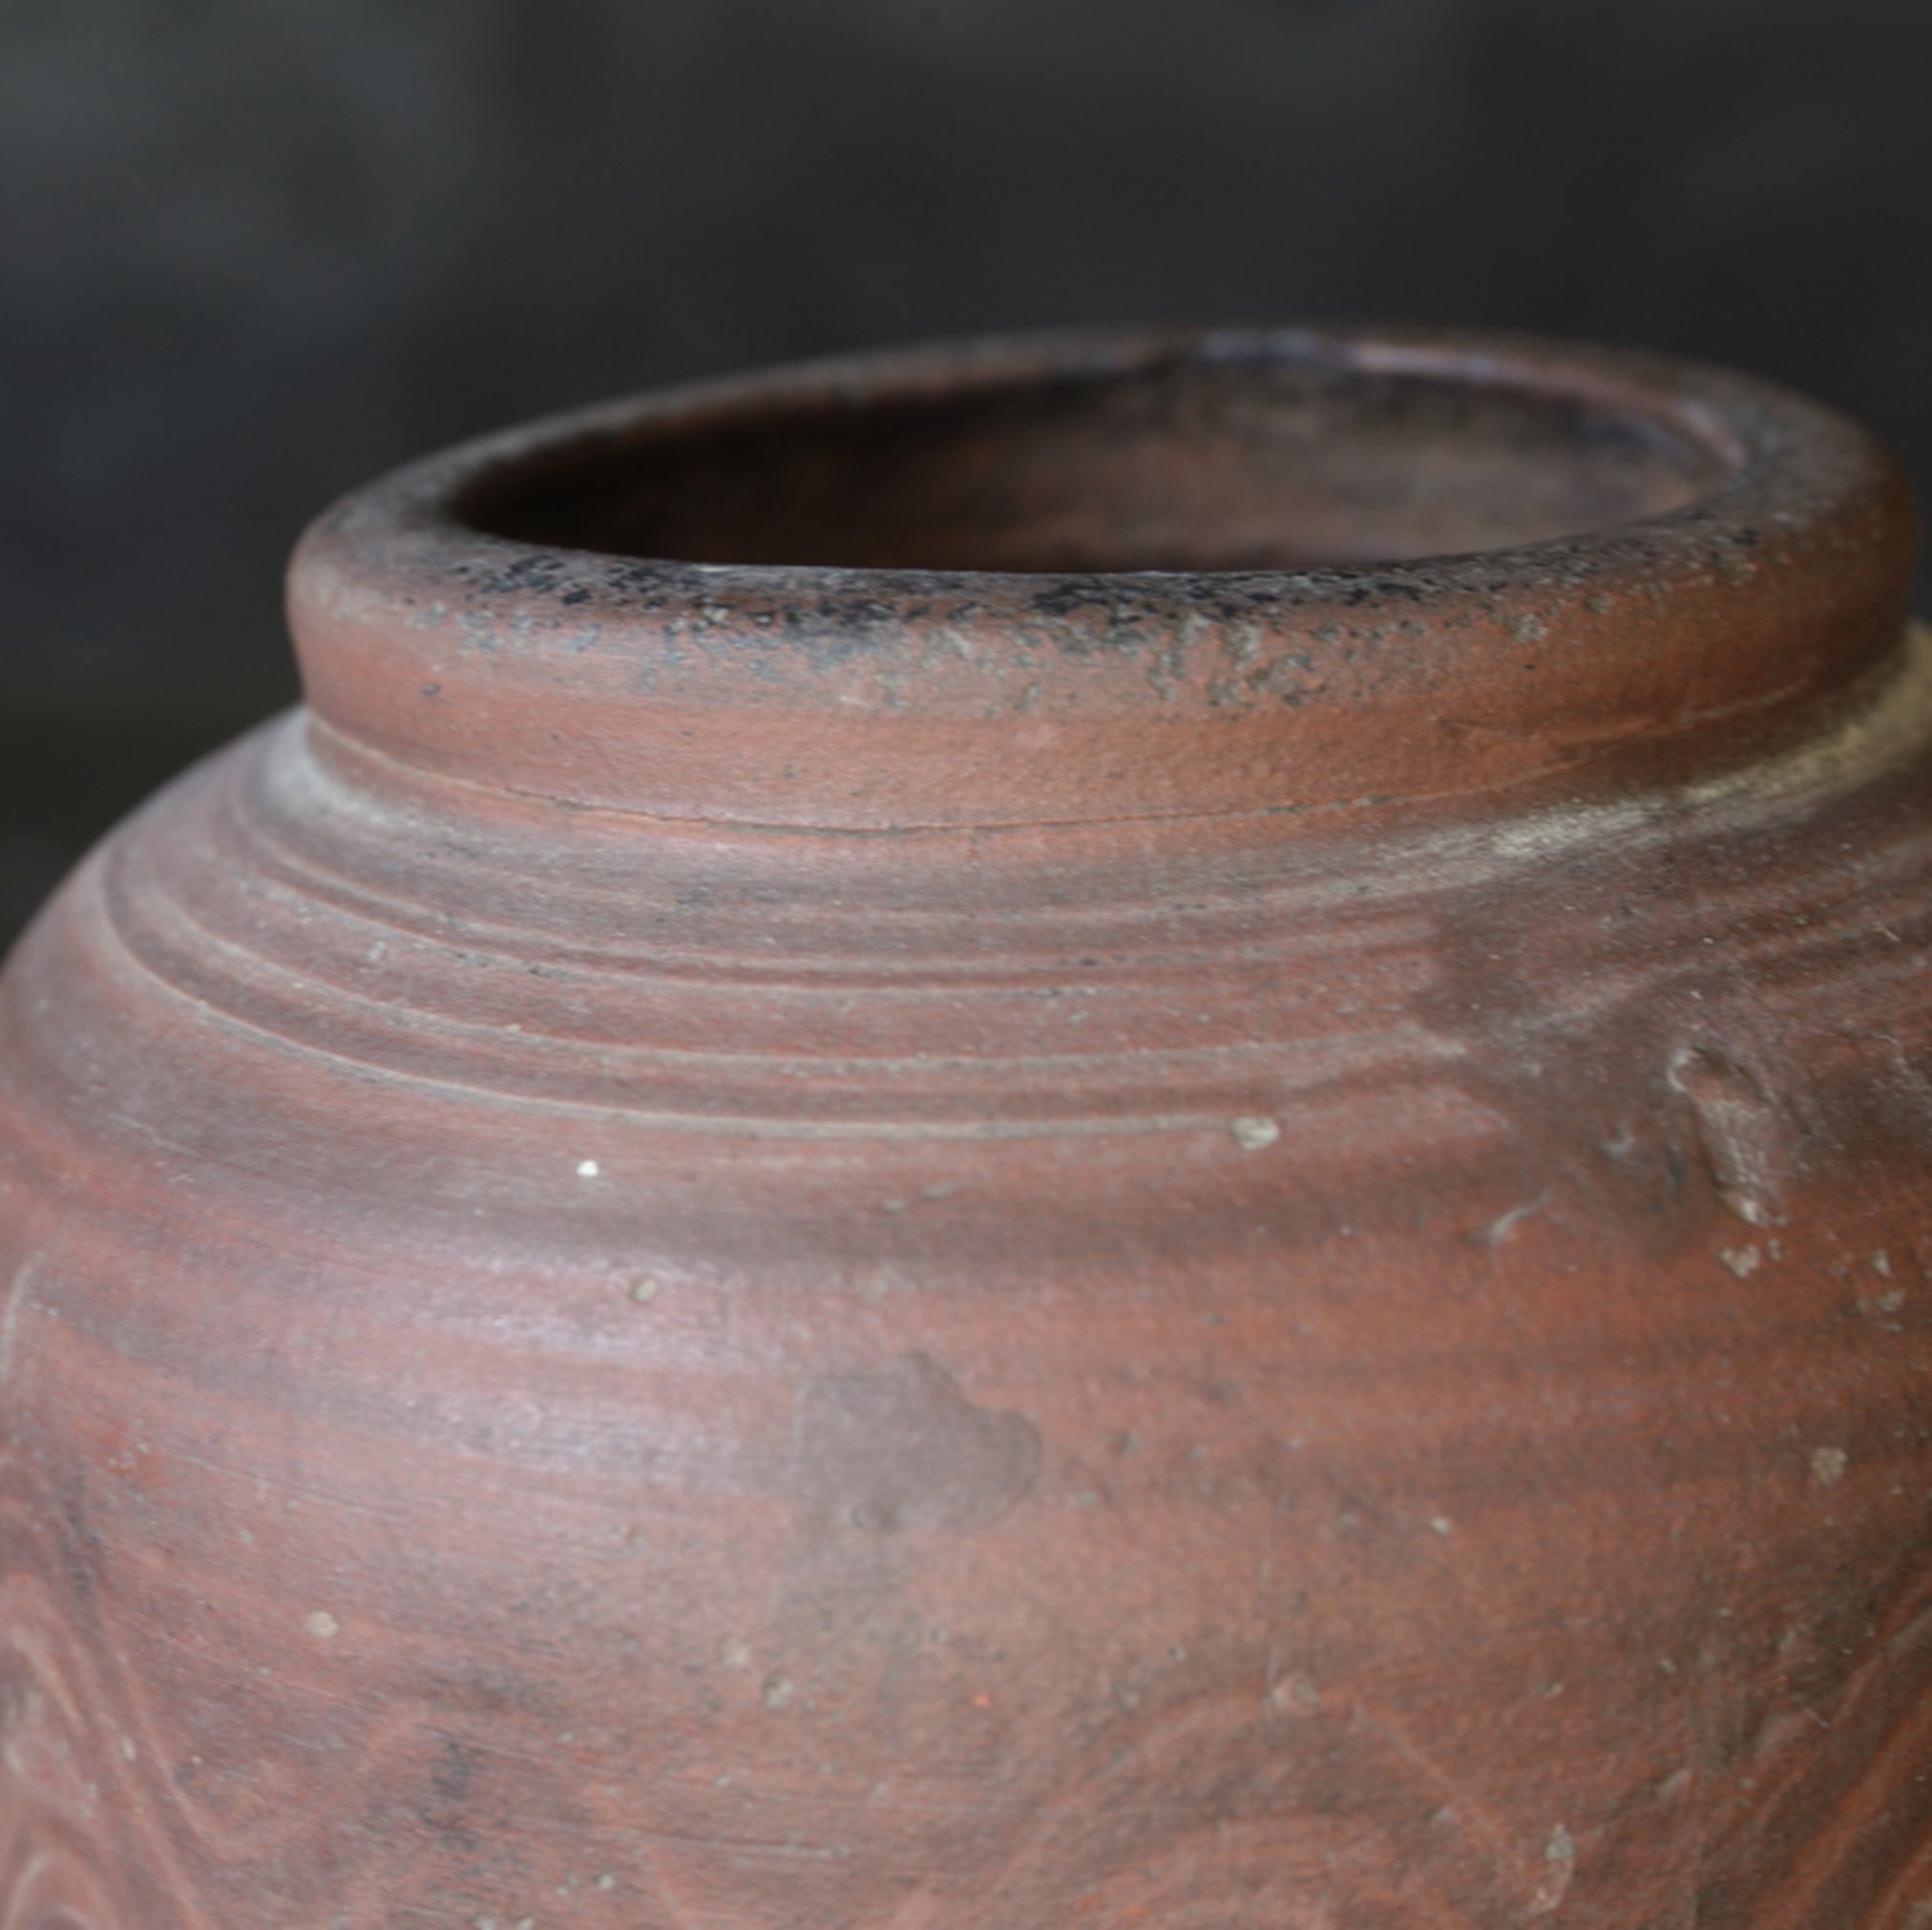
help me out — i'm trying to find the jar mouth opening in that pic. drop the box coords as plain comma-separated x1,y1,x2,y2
455,330,1751,577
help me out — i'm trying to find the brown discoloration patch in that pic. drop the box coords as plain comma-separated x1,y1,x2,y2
791,1353,1040,1535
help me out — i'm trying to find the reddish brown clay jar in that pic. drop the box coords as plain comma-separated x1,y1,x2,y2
2,326,1930,1927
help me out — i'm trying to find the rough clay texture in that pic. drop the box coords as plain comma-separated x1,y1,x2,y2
1,327,1929,1927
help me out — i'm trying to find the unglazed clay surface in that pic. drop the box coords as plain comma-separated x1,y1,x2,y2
1,328,1929,1927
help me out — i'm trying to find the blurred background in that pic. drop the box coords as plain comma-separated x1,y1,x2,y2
5,0,1931,945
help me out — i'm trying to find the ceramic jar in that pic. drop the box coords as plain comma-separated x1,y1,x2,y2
2,326,1929,1927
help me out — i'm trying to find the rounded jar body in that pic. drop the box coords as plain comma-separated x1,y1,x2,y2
2,327,1930,1927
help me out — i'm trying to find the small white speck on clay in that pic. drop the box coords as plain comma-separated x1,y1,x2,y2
853,1262,901,1304
763,1673,796,1710
1230,1114,1281,1150
1811,1446,1848,1487
1719,1246,1762,1278
577,1159,600,1179
303,1610,339,1640
629,1274,662,1304
1530,1820,1577,1911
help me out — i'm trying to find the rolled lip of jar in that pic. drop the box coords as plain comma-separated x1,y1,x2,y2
286,325,1916,830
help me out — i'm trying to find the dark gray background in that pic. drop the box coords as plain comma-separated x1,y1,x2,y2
5,0,1930,939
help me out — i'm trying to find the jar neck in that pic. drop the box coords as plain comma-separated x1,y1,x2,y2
285,326,1916,830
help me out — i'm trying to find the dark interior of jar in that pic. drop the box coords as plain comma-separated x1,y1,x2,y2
464,345,1738,574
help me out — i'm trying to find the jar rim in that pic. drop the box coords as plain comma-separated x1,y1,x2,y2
287,325,1915,829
